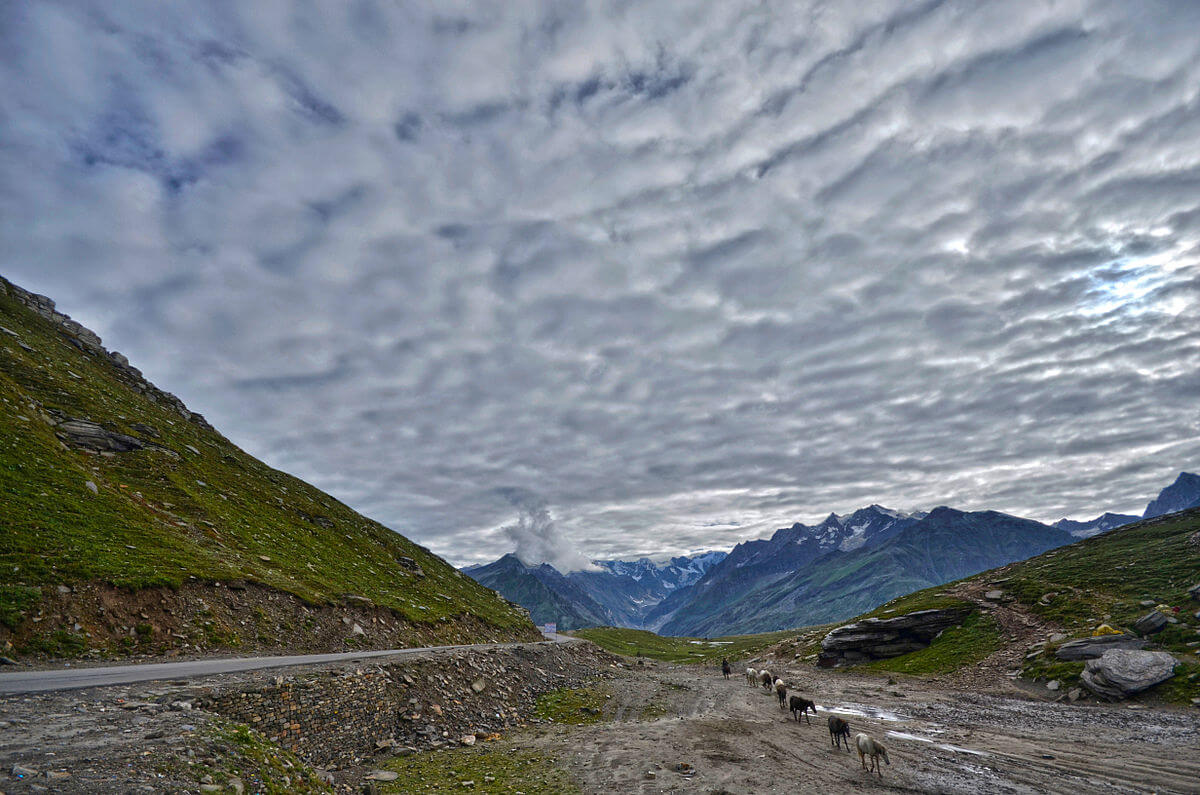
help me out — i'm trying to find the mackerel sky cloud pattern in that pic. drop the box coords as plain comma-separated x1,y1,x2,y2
3,1,1199,567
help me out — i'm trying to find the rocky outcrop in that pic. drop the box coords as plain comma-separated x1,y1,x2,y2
818,606,972,667
1131,610,1168,636
1080,649,1178,700
0,277,213,431
1055,634,1147,661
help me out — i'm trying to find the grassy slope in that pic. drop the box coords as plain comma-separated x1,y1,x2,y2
824,509,1200,700
569,626,798,664
0,277,535,639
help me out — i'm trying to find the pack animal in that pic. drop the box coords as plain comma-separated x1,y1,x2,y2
721,659,731,680
788,695,816,724
855,732,890,777
774,678,787,709
759,669,773,689
828,716,851,750
745,667,757,686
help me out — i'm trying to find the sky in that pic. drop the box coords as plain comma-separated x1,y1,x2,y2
3,1,1200,570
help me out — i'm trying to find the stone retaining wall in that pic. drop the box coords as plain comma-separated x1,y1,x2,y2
196,641,616,766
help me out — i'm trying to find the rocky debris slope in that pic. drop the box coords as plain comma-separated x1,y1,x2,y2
1081,649,1179,700
818,606,972,667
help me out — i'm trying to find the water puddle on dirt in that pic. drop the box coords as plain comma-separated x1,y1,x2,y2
818,703,907,722
885,730,988,757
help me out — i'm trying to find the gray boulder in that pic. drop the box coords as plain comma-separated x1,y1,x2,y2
819,607,970,666
1081,649,1178,700
1131,610,1168,636
1055,634,1147,661
1187,582,1200,601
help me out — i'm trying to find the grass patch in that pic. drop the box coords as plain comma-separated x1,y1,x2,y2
0,276,537,649
570,626,797,664
865,612,1002,675
0,584,41,629
383,743,580,794
534,685,609,725
201,719,330,794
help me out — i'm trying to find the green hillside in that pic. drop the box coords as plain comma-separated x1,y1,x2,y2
0,276,538,656
828,508,1200,702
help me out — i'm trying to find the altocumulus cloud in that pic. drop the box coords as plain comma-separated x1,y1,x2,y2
3,1,1200,568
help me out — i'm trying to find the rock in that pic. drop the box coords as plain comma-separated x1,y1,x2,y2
1055,634,1147,660
645,771,657,779
984,590,1005,600
1139,599,1156,607
365,771,399,781
11,764,39,778
55,418,149,453
1046,680,1060,691
471,678,487,693
316,770,336,785
0,656,19,665
1068,688,1082,702
351,623,366,636
56,584,71,594
1048,633,1068,643
1188,583,1200,601
1081,649,1178,700
1132,610,1168,635
819,607,971,666
460,734,476,746
85,480,98,495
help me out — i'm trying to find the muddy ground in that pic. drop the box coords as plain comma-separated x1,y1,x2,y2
529,662,1200,794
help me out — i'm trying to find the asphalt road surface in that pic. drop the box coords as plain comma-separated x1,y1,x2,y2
0,633,572,694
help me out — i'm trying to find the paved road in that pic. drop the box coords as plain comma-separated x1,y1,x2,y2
0,634,573,695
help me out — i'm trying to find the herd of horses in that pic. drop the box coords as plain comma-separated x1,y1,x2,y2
720,657,891,777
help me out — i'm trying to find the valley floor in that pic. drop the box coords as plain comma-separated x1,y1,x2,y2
517,662,1199,794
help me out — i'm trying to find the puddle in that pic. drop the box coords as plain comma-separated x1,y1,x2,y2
818,703,907,722
885,730,988,757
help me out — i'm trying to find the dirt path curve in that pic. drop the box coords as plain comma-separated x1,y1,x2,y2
528,663,1200,794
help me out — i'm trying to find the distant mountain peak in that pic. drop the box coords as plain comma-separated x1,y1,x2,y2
1143,471,1200,519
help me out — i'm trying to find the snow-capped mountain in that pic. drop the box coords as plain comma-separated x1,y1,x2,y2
1053,512,1139,538
463,550,726,629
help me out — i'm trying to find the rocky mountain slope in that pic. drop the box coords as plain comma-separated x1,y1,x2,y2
1142,471,1200,518
0,276,540,659
462,554,617,630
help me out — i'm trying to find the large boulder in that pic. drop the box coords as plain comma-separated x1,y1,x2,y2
1080,649,1178,700
1131,610,1168,636
1055,634,1147,661
818,607,971,667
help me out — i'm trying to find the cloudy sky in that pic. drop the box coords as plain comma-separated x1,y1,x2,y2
3,1,1200,569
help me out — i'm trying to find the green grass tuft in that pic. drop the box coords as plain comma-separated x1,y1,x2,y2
383,743,580,794
864,612,1002,675
570,626,797,664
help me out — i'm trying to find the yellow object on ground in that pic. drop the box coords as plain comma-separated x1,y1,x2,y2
1092,624,1122,636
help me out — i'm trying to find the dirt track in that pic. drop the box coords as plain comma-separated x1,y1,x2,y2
529,663,1200,794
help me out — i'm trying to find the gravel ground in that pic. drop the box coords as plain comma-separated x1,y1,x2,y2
528,662,1200,794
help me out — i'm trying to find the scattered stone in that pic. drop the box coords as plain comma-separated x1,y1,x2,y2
0,656,18,665
55,418,148,453
1055,634,1147,661
645,771,657,779
185,444,201,455
1132,610,1168,636
1046,680,1060,691
11,764,39,778
460,781,475,788
471,678,487,693
85,480,98,495
984,590,1005,601
0,325,18,336
460,734,476,746
365,771,399,781
1081,649,1178,700
1188,583,1200,601
258,555,271,563
227,778,244,794
316,770,336,785
1048,633,1068,643
351,623,366,636
1068,688,1082,702
1139,599,1156,607
201,775,214,784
